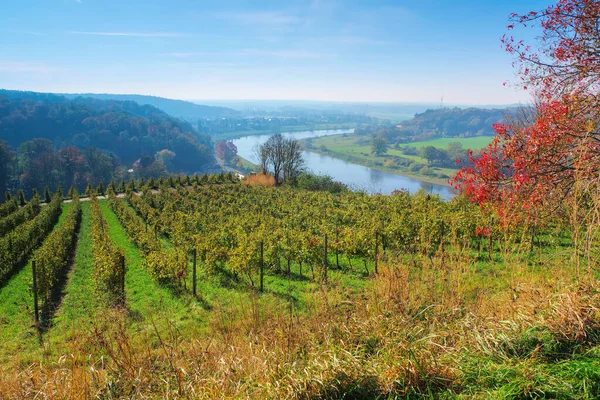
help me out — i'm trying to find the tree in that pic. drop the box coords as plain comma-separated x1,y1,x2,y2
453,0,600,227
258,134,305,185
156,149,176,170
371,137,388,156
17,189,25,206
84,147,114,187
0,141,14,197
215,141,238,163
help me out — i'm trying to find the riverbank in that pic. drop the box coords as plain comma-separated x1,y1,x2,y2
302,136,450,186
231,129,454,197
305,146,450,186
302,134,494,187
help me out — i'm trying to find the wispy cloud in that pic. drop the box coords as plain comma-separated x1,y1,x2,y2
161,52,213,58
236,49,321,58
329,36,395,46
11,30,43,36
212,11,302,25
161,49,321,59
0,61,58,73
69,31,190,37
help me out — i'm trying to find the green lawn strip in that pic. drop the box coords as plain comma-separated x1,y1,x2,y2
46,202,102,349
305,135,457,185
0,202,72,360
99,200,202,330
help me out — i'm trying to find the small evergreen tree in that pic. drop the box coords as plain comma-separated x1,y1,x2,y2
68,186,76,200
85,183,94,197
96,182,104,196
147,177,155,189
108,179,117,193
118,180,125,193
138,177,145,188
127,178,136,192
5,191,11,201
44,187,52,203
17,189,26,206
32,188,38,200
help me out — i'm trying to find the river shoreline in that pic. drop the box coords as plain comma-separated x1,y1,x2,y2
231,129,454,198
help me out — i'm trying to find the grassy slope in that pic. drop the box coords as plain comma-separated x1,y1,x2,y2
0,202,71,360
306,134,493,185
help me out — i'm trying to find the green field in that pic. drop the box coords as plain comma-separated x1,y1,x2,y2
305,134,493,185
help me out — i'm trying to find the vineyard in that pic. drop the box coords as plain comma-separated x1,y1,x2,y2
0,175,599,399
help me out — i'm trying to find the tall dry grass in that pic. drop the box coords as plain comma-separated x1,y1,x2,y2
1,241,598,399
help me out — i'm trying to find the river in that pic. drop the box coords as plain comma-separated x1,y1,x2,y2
231,129,454,198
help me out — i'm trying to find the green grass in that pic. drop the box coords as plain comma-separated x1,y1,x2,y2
0,202,72,360
408,136,493,150
305,134,494,185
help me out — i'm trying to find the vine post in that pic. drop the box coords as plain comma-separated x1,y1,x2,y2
259,241,264,293
120,254,126,302
375,231,379,274
192,248,197,296
323,234,328,282
32,260,39,325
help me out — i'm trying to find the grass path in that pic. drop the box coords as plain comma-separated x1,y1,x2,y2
0,202,72,360
99,201,201,330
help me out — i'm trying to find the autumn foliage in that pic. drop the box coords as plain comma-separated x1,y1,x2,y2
453,0,600,227
242,173,276,187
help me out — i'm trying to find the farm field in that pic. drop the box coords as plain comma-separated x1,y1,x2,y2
0,175,599,398
305,134,494,185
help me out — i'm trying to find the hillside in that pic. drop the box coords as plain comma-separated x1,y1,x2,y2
0,180,598,398
390,106,511,141
62,93,239,122
0,90,216,195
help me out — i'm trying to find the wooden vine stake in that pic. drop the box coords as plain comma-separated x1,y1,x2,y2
32,260,39,325
259,241,264,293
374,231,379,274
323,234,328,282
192,248,197,297
120,254,126,302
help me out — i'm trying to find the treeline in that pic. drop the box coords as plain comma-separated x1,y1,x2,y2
356,107,511,144
0,90,219,196
198,114,373,135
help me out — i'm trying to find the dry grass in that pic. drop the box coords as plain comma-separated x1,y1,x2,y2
242,173,276,187
1,243,598,399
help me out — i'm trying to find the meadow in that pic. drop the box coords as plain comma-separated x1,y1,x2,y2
305,134,493,185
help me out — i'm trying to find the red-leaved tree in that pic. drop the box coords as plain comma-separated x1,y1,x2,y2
453,0,600,228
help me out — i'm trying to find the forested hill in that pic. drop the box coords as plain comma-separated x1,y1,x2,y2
392,107,512,140
0,90,216,195
61,93,239,121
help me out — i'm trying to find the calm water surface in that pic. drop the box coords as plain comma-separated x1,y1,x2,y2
231,129,454,199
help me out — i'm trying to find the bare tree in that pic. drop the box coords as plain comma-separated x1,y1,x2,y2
258,134,304,184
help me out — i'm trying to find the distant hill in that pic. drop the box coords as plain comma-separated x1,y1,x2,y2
62,93,239,122
392,107,514,140
0,89,216,194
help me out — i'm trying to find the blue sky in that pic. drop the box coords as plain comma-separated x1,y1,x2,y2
0,0,552,104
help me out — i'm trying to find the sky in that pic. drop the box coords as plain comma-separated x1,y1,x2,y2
0,0,553,105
